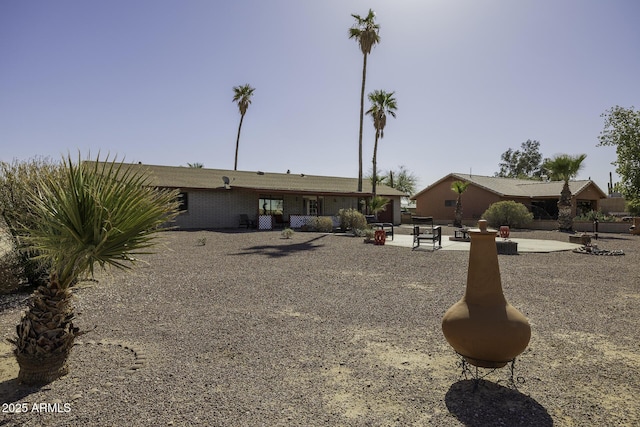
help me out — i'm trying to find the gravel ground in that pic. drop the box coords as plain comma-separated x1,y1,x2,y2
0,227,639,426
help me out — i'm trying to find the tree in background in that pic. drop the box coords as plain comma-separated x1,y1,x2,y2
451,180,470,228
349,9,380,193
9,155,179,384
232,84,255,171
366,90,397,197
366,165,418,210
495,140,546,179
385,165,418,197
187,162,204,168
543,154,587,231
598,106,640,215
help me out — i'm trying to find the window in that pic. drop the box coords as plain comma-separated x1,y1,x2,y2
444,199,456,207
303,196,323,215
177,192,188,212
259,197,283,215
308,199,318,215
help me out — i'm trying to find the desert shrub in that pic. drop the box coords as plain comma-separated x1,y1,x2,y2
0,158,63,287
338,208,367,232
308,216,334,232
0,247,24,294
482,201,533,228
281,227,295,239
356,228,376,241
574,210,617,222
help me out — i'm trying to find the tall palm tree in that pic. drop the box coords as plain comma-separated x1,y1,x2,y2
349,9,380,193
9,155,179,384
543,153,587,231
232,84,255,171
451,180,470,228
366,90,397,196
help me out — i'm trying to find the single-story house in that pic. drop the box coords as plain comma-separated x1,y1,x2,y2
114,163,405,229
411,173,607,223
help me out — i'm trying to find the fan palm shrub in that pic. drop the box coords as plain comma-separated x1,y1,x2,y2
367,195,390,220
543,154,587,231
451,180,469,228
8,155,179,385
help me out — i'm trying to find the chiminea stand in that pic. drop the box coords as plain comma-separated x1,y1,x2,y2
454,352,525,391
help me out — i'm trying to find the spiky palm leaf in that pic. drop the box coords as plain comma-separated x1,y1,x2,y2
10,154,179,384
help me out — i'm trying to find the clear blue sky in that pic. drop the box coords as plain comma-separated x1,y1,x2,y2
1,0,638,193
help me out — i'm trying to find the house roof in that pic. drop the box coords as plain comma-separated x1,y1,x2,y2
92,162,406,197
412,173,607,199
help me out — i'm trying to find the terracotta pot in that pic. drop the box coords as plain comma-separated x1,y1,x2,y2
442,220,531,368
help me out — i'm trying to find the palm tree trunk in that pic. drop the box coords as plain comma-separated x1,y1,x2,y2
357,53,368,193
454,197,463,228
11,273,79,385
557,180,573,231
372,130,379,197
234,113,245,171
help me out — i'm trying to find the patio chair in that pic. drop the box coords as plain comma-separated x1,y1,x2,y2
411,216,442,251
273,214,288,229
239,214,255,229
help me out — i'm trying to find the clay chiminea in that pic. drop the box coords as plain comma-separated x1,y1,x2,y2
442,220,531,368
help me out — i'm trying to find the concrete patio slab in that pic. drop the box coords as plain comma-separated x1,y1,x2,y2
384,234,582,253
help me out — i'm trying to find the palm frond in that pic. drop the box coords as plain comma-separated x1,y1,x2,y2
349,9,380,55
22,154,180,288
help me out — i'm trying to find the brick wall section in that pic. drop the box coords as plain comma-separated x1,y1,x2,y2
174,189,257,229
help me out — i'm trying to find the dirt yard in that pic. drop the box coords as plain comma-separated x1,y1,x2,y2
1,228,638,426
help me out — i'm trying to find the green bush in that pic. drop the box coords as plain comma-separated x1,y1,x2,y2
308,216,334,232
338,208,367,232
482,201,533,228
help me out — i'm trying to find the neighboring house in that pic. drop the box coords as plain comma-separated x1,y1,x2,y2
411,173,607,223
109,163,405,229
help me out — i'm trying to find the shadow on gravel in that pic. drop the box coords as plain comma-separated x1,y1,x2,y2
0,378,41,405
233,234,328,258
445,379,552,427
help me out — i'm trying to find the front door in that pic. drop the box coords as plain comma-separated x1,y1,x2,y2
377,201,393,223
